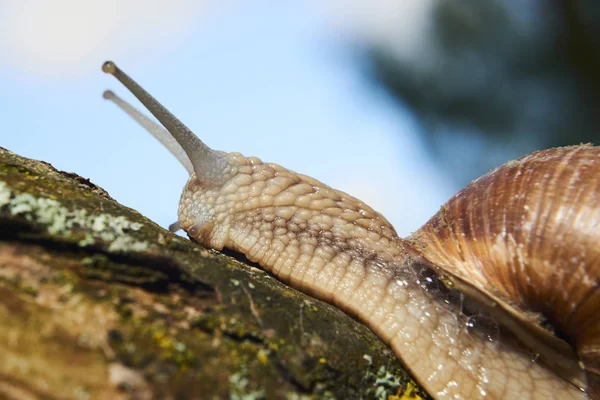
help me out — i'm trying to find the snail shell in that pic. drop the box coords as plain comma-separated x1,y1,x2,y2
102,61,600,399
408,145,600,397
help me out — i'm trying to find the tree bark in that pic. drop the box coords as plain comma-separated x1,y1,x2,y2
0,147,428,400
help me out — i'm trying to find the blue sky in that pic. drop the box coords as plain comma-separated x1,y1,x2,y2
0,1,455,237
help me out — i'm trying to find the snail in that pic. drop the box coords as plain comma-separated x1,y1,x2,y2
101,60,600,399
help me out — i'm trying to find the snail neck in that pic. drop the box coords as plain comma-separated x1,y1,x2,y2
225,214,584,398
180,157,585,399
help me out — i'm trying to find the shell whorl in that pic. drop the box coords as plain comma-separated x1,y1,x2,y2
407,145,600,396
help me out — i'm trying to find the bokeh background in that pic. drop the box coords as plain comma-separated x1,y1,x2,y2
1,1,599,236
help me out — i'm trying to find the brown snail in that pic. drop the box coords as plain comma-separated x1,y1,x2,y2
102,60,600,399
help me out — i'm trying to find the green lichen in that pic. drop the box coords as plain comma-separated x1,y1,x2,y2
0,181,10,207
362,353,404,400
0,180,148,252
229,364,266,400
107,236,148,252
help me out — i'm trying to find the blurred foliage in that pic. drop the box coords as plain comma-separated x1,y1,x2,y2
366,0,600,184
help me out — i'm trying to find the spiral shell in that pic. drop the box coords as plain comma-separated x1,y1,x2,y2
407,145,600,397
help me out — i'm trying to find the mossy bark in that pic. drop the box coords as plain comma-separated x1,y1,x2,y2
0,147,429,400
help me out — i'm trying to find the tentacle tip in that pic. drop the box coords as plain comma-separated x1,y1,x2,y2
102,61,117,75
102,90,115,100
168,222,182,233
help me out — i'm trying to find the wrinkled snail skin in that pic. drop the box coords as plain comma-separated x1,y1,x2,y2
176,148,594,400
102,62,598,399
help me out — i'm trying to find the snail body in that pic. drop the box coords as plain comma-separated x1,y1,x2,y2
102,61,600,399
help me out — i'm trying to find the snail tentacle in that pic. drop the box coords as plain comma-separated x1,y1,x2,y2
102,61,229,187
102,90,194,174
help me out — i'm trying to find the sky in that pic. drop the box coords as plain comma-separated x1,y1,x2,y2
0,1,456,237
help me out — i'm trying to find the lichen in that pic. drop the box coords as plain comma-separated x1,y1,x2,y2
285,392,335,400
391,381,423,400
229,364,266,400
107,236,148,252
0,181,10,207
0,180,148,252
362,353,408,400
